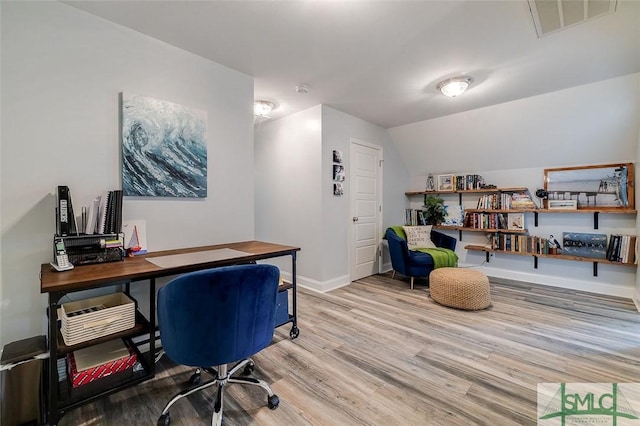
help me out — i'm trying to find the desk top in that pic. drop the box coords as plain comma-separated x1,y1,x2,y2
41,240,300,294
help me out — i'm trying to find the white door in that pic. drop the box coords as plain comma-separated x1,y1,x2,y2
350,139,382,281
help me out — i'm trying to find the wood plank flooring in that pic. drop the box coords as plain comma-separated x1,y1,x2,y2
59,273,640,425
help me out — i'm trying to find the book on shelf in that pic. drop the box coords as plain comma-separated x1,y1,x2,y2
607,234,636,264
454,174,482,191
464,212,510,230
494,234,552,255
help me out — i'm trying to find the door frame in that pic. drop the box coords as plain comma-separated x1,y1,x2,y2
349,137,383,281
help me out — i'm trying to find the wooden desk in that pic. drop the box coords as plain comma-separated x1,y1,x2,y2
40,240,300,426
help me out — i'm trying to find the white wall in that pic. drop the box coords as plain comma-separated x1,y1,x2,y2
389,74,640,298
321,106,408,284
254,106,323,284
255,105,408,291
1,2,255,348
390,74,639,176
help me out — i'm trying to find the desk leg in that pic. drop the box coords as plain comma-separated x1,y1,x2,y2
47,292,61,426
149,278,156,371
290,252,299,339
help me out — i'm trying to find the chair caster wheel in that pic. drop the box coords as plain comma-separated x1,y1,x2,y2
289,326,299,339
243,361,255,375
268,394,280,409
158,413,171,426
188,372,201,386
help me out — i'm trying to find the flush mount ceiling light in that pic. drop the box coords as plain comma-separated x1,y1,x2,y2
438,76,472,97
253,100,275,117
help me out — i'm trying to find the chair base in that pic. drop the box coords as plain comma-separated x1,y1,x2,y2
158,358,279,426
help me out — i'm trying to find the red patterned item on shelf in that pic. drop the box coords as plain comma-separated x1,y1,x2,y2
66,340,137,388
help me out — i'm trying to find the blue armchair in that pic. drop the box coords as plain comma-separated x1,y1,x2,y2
385,227,457,289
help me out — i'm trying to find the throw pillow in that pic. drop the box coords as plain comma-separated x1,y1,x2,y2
402,225,436,250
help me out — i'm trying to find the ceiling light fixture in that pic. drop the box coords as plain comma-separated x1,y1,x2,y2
438,76,472,97
253,100,275,117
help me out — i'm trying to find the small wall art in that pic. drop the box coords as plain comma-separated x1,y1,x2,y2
332,149,344,196
121,93,207,198
333,150,343,164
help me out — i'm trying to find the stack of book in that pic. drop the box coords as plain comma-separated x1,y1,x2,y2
465,212,508,229
607,234,637,264
404,209,427,226
509,192,537,209
454,174,483,191
491,234,553,255
85,190,123,235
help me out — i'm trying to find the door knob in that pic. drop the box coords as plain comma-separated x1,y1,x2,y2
353,217,359,222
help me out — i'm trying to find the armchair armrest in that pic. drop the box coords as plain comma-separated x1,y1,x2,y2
431,230,457,251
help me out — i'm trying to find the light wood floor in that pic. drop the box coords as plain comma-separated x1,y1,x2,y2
59,272,640,426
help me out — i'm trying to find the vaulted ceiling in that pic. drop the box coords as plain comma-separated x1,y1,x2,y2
65,0,640,129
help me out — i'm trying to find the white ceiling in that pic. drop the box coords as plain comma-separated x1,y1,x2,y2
65,0,640,129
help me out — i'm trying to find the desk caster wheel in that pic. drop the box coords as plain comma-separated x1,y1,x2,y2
158,414,171,426
289,326,299,339
268,394,280,409
243,361,255,375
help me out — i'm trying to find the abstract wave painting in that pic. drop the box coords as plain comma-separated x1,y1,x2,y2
121,93,207,197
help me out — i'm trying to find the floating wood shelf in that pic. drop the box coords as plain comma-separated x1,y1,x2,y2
465,244,636,276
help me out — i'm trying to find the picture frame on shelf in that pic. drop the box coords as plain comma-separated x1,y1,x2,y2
544,163,634,210
425,174,435,191
547,199,578,210
507,213,524,230
562,232,608,259
437,174,454,191
442,204,464,226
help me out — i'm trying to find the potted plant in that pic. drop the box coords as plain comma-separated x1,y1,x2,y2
423,195,446,225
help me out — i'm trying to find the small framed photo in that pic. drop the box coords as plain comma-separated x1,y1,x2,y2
333,182,344,196
333,150,343,164
333,164,345,182
548,199,578,210
507,213,525,230
437,174,454,191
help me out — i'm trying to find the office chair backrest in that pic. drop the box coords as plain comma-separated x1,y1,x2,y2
157,264,280,367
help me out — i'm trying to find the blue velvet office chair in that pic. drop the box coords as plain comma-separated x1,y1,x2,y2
156,264,281,426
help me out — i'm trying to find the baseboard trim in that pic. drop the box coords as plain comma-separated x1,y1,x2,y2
381,261,636,300
279,271,350,293
473,264,635,299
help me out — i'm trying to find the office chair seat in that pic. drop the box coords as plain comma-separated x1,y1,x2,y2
156,264,281,426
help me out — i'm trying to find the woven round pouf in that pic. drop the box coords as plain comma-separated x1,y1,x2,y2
429,268,491,310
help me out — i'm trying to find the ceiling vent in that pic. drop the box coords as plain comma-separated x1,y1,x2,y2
528,0,617,37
